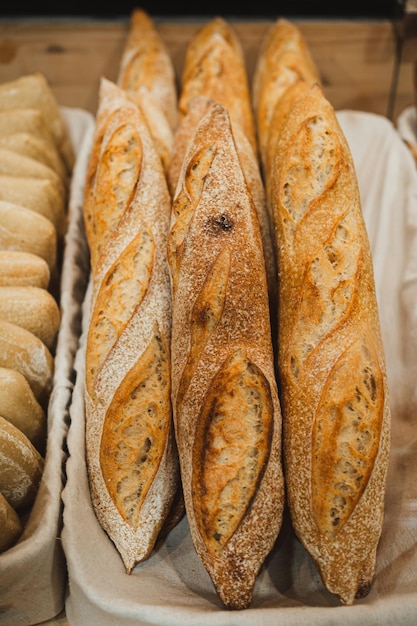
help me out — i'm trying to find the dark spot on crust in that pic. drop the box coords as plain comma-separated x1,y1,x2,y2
207,213,234,234
355,578,372,599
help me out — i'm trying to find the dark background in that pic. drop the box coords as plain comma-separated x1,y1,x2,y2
0,1,406,19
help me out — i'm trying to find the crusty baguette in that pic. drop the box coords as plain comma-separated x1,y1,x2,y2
168,101,284,610
0,250,50,289
179,17,257,159
0,367,46,452
84,78,180,573
0,490,22,553
174,20,277,312
0,319,54,409
269,83,391,604
0,415,44,511
0,286,60,351
117,8,178,173
252,18,320,179
0,200,57,272
0,72,74,173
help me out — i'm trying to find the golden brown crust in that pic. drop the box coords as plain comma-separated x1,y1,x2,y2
270,83,391,605
84,79,180,573
179,17,257,159
117,8,177,173
168,101,284,610
252,18,320,173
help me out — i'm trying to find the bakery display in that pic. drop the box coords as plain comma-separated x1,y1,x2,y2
2,9,417,625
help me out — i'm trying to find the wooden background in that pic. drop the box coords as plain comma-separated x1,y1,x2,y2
0,15,416,122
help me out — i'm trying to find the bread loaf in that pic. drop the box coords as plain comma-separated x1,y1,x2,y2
168,101,284,610
0,250,50,288
0,72,74,173
0,490,22,553
0,367,46,452
269,83,391,604
0,319,54,409
252,17,320,178
179,17,257,158
0,200,57,271
0,108,57,148
0,286,60,350
174,19,277,311
117,8,178,173
84,78,180,573
0,131,68,181
0,415,44,511
0,175,66,238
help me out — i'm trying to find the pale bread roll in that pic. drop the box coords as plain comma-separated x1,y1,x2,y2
0,286,60,350
0,108,56,147
0,72,74,173
0,415,44,511
0,367,46,452
0,319,54,408
0,250,50,289
0,175,66,237
0,490,22,553
0,200,57,271
0,131,68,181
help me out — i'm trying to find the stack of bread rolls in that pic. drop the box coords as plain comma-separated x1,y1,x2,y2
82,10,391,610
0,72,74,553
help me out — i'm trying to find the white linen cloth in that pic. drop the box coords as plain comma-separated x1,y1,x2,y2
0,107,95,626
62,110,417,625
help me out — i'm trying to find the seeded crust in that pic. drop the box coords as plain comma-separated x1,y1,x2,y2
252,18,320,179
117,9,178,173
168,102,284,610
269,83,391,605
84,79,180,573
179,17,257,160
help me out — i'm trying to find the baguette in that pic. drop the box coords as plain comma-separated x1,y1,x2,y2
0,200,57,271
0,490,22,553
0,367,46,452
117,8,178,173
84,78,180,573
270,83,391,604
179,17,257,158
0,286,60,351
0,414,44,511
175,19,277,311
0,250,50,288
168,101,284,610
252,18,320,181
0,319,54,408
